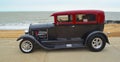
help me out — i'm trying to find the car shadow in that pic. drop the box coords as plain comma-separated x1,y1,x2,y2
34,47,90,53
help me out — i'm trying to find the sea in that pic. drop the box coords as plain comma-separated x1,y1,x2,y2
0,11,120,30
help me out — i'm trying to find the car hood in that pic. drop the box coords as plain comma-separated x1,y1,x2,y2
29,23,55,30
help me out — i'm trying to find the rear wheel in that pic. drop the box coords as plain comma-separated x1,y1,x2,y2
19,39,34,53
87,34,106,52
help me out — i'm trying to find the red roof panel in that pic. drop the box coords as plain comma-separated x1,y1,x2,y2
51,10,104,16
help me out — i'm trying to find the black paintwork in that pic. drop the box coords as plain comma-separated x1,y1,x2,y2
21,23,106,49
29,23,54,30
17,31,109,49
17,22,109,50
29,23,104,40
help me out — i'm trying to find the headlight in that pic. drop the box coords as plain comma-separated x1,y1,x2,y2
24,29,29,34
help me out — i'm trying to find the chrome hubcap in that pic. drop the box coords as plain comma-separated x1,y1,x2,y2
92,38,103,49
21,40,33,52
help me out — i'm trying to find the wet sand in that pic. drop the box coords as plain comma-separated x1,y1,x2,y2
0,37,120,62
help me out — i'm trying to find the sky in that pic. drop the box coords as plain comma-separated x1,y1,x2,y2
0,0,120,11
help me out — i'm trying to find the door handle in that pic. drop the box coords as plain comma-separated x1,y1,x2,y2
72,25,75,28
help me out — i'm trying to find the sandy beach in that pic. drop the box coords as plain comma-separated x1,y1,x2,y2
0,24,119,38
0,30,24,38
104,24,120,37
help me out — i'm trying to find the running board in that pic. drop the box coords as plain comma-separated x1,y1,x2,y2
54,43,85,49
41,39,84,44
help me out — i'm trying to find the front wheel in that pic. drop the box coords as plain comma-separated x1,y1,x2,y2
87,34,106,52
19,39,34,53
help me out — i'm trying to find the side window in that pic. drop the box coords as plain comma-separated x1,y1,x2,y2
57,15,72,22
76,14,84,22
76,14,96,22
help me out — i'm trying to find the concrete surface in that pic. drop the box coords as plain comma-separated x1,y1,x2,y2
0,37,120,62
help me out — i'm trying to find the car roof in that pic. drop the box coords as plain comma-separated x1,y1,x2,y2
51,10,104,16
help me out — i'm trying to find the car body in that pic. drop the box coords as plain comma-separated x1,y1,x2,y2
17,10,110,53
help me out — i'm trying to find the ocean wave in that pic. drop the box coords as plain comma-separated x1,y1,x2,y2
0,22,53,30
0,23,30,30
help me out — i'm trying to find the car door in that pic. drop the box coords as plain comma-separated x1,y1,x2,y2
55,15,75,38
74,14,97,37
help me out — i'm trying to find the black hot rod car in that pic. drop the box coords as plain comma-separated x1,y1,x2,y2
17,10,110,53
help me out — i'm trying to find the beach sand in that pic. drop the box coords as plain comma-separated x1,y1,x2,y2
0,24,119,38
0,30,24,38
104,24,120,37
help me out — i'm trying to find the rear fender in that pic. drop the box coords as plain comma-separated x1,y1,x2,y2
85,31,110,45
17,34,50,50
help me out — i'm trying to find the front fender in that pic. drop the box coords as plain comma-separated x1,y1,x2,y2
17,34,33,41
17,34,50,50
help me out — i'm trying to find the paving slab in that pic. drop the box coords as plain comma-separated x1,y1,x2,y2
0,37,120,62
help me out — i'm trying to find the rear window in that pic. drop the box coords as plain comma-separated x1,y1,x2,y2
76,14,96,22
